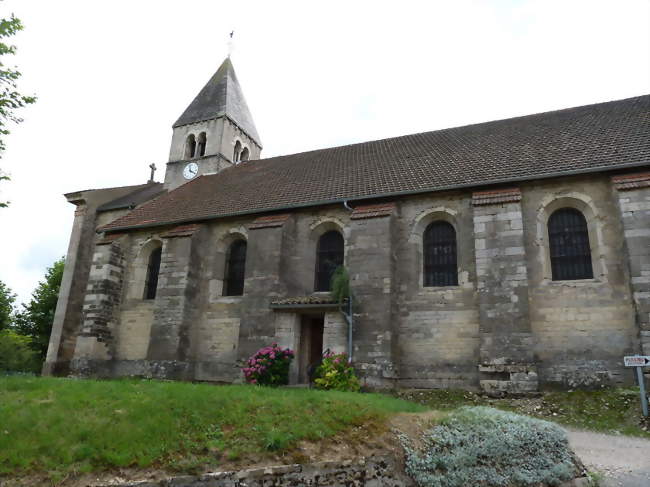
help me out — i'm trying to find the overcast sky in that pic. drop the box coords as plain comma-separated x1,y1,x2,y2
0,0,649,305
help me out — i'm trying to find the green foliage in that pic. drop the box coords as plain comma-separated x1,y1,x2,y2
314,352,360,392
0,278,15,330
242,343,294,386
0,376,426,478
330,266,350,303
0,10,37,207
401,406,578,487
14,258,64,360
0,329,39,373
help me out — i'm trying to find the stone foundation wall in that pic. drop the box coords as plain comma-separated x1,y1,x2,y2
99,457,412,487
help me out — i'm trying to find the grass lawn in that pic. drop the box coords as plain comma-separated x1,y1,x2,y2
0,376,425,480
397,388,650,438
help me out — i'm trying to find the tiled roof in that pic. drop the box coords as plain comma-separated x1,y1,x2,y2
611,171,650,191
350,203,396,219
96,182,165,212
101,95,650,232
173,58,261,146
270,296,339,307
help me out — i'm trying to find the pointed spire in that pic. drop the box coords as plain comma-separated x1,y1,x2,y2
173,58,261,147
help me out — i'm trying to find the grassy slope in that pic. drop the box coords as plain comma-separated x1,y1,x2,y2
0,377,425,478
397,388,650,438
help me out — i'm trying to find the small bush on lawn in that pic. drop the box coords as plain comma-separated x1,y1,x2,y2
401,406,579,487
314,352,360,392
243,343,294,386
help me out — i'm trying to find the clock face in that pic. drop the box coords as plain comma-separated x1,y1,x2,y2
183,162,199,180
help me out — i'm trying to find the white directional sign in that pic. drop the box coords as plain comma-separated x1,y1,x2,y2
624,356,650,367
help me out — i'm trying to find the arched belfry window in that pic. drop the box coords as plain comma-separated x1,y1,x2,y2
223,240,247,296
233,140,242,163
185,134,196,159
423,221,458,287
197,132,207,157
240,147,249,162
548,208,593,280
315,231,344,292
144,246,162,300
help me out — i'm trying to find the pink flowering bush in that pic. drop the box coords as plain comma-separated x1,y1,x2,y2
313,351,360,392
242,343,294,386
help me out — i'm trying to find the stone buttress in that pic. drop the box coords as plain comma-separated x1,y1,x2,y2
613,172,650,364
472,188,538,394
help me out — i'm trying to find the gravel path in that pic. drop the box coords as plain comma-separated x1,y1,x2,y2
567,429,650,487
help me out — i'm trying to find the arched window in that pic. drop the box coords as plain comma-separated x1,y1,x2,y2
197,132,207,157
233,140,242,163
315,231,344,292
548,208,593,280
223,240,247,296
240,147,249,162
423,221,458,287
185,134,196,159
144,246,162,299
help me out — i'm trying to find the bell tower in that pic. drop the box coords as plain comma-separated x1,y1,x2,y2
164,57,262,190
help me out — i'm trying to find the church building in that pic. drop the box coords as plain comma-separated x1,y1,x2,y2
43,57,650,394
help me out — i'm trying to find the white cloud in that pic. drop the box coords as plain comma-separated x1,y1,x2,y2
0,0,648,304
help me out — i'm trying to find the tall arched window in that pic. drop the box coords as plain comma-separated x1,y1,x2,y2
197,132,207,157
315,231,344,292
423,221,458,287
240,147,250,162
223,240,247,296
548,208,593,280
144,246,162,300
185,134,196,159
233,140,242,163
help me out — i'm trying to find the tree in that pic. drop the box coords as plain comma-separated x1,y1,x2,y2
0,278,15,330
14,258,64,359
0,11,36,208
0,329,39,373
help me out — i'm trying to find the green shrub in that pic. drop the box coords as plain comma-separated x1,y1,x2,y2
0,329,40,373
330,266,350,304
242,343,294,386
314,352,360,392
401,406,579,487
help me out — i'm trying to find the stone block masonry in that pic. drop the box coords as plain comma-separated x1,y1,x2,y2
472,188,538,395
613,173,650,358
70,239,125,375
98,457,413,487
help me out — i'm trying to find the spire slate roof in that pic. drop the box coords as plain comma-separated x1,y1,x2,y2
102,95,650,233
173,58,261,146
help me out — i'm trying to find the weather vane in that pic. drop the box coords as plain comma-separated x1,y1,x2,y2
228,31,234,58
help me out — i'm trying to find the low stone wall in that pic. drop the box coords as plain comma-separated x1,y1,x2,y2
98,456,590,487
99,457,413,487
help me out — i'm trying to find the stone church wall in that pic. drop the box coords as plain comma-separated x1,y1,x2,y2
394,193,480,389
522,176,638,388
58,172,648,391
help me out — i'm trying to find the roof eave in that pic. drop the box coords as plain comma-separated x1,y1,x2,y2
100,159,650,234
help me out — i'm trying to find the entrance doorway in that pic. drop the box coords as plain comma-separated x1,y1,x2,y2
298,315,325,384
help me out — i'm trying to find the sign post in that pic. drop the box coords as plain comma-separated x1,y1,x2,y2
624,355,649,417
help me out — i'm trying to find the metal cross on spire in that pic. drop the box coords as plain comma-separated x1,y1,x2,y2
227,31,234,58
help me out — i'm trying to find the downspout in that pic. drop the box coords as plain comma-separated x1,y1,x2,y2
343,200,354,363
